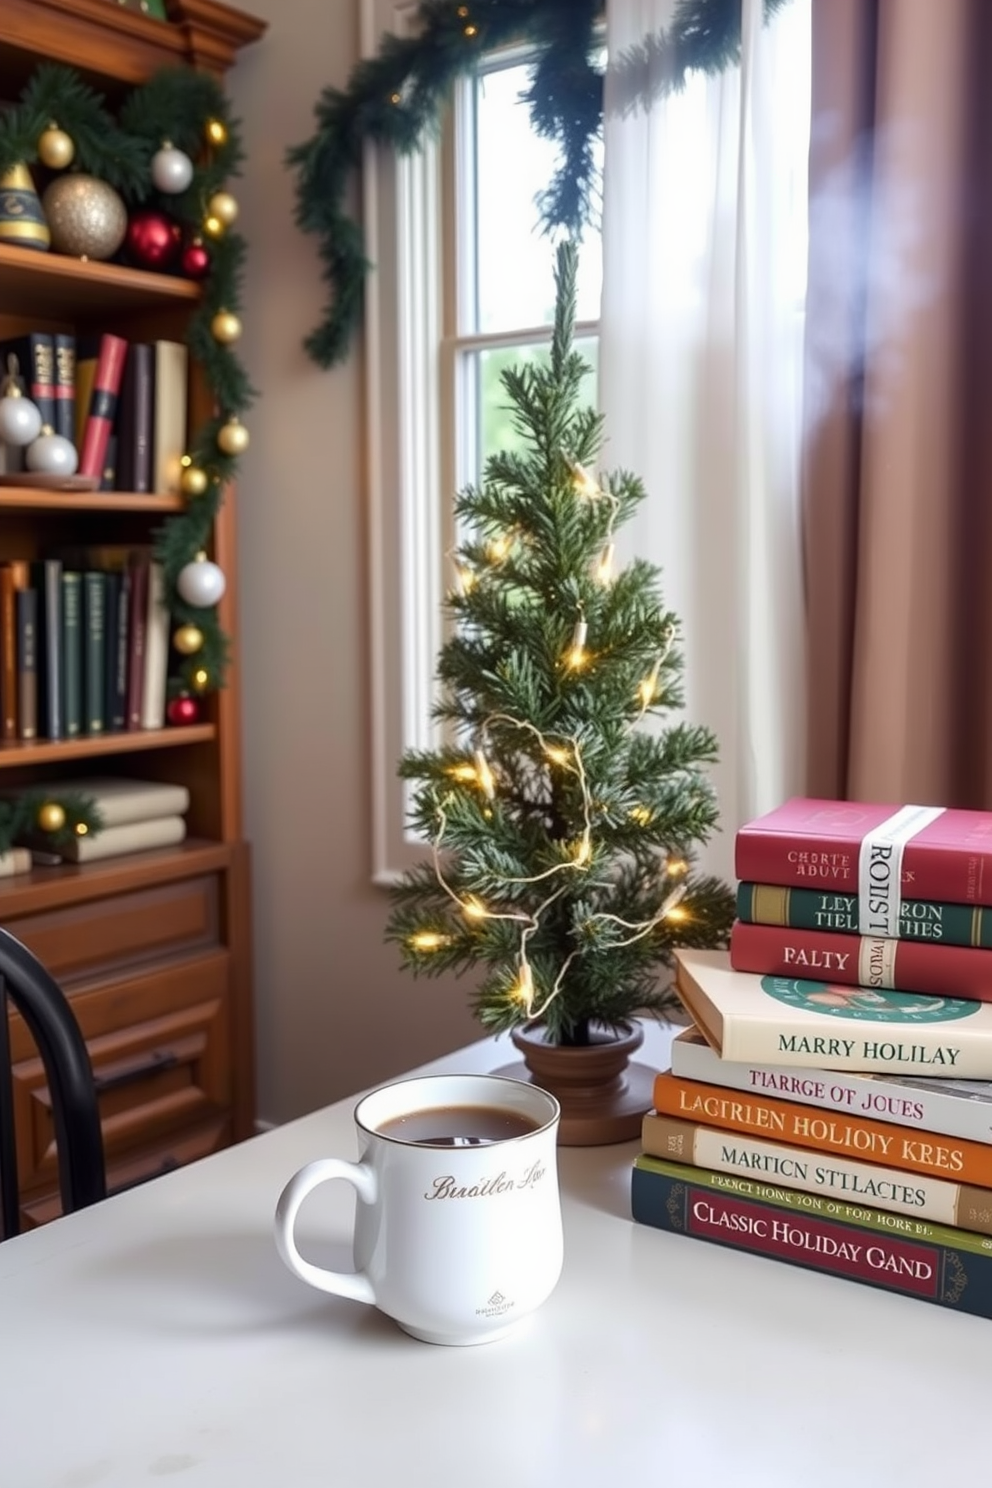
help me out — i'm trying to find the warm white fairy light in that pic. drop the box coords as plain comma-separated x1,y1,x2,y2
565,454,600,499
454,561,476,596
587,882,689,949
594,541,615,586
487,532,512,564
473,748,496,799
666,856,688,877
566,616,589,670
409,930,451,952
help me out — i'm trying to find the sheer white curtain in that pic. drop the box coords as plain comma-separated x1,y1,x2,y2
598,0,811,880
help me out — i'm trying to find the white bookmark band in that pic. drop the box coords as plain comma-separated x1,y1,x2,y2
857,805,944,938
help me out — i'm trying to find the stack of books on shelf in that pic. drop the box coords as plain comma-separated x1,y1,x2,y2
0,328,187,494
0,544,171,742
24,776,190,864
632,799,992,1322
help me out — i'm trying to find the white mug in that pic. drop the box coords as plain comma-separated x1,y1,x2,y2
274,1072,563,1346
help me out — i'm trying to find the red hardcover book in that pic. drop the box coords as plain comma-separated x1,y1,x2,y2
77,334,128,481
730,919,992,1003
736,798,992,908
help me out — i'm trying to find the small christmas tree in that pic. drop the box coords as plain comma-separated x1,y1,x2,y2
386,241,735,1045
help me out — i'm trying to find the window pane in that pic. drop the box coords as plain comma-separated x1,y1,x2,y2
473,62,602,334
464,338,599,475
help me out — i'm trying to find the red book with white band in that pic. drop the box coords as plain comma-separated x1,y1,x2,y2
735,799,992,910
730,920,992,1004
77,333,128,481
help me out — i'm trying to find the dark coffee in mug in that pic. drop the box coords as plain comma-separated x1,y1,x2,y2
377,1103,541,1147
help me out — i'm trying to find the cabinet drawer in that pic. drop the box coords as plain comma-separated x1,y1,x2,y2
11,951,231,1193
21,1117,232,1231
4,874,221,988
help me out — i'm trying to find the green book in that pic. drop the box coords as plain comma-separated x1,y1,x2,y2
82,571,106,736
737,882,992,951
60,571,82,739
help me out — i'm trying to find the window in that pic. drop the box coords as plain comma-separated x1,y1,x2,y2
363,0,602,881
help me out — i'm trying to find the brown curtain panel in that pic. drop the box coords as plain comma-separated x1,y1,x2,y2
802,0,992,807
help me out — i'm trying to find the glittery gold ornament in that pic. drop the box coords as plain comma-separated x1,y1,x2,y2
210,309,242,344
205,118,228,147
173,623,204,656
42,174,127,260
207,190,239,228
180,463,209,496
217,417,249,456
37,801,66,833
38,124,75,171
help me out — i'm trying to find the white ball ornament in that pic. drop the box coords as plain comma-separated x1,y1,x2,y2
151,142,194,195
177,553,226,608
26,426,78,477
0,384,43,447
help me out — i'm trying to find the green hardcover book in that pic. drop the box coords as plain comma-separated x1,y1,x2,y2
737,882,992,950
82,570,106,736
60,571,83,739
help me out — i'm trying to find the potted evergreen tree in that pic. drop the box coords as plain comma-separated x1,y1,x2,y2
386,241,735,1141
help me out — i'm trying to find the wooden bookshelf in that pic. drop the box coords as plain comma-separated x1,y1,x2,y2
0,0,265,1230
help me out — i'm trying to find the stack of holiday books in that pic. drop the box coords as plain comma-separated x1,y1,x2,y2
632,799,992,1321
25,776,190,865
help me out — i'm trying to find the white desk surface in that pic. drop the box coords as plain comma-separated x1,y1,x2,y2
4,1021,991,1487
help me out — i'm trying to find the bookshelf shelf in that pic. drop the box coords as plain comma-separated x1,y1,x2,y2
0,0,265,1231
0,724,215,768
0,489,186,513
0,244,201,322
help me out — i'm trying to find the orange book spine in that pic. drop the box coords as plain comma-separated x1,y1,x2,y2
650,1071,992,1189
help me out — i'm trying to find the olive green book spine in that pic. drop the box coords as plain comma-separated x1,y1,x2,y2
60,571,82,739
82,570,106,736
737,882,992,950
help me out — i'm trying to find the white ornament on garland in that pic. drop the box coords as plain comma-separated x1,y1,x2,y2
151,141,194,195
177,551,226,607
0,359,43,446
26,425,78,477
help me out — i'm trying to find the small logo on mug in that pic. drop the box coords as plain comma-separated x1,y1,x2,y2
424,1160,547,1201
477,1290,514,1319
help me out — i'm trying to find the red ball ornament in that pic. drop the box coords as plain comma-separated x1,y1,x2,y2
125,209,182,271
181,239,211,280
167,694,200,727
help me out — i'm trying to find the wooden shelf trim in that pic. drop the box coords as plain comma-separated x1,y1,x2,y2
0,490,187,512
0,839,234,914
0,725,215,769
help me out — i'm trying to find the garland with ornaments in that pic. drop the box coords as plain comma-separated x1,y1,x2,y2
0,63,253,703
0,790,103,859
290,0,791,368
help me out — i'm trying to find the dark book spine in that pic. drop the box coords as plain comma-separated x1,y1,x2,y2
15,588,37,742
0,567,17,741
125,559,148,730
115,342,154,494
82,570,106,736
61,572,82,738
737,882,992,951
0,332,56,428
52,332,76,442
78,334,128,480
30,559,62,740
105,570,129,732
631,1158,992,1321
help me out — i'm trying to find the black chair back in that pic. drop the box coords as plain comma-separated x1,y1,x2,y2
0,926,106,1239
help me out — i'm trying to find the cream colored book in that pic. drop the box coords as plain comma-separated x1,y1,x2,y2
152,340,188,494
18,777,189,827
644,1112,992,1237
0,847,32,877
59,815,186,863
140,562,169,730
674,948,992,1079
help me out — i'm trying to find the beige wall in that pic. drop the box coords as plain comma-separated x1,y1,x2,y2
227,0,479,1125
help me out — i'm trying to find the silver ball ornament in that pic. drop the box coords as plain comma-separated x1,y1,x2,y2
151,143,194,195
0,387,43,447
177,554,226,608
26,426,78,477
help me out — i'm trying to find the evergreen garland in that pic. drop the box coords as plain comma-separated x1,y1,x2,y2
290,0,791,369
0,792,103,858
0,63,253,696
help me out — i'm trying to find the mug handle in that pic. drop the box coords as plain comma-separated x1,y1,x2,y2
274,1158,377,1306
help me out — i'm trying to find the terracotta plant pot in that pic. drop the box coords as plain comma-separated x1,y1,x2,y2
492,1020,656,1146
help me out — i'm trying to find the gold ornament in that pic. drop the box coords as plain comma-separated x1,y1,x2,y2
191,667,210,693
180,463,209,496
208,190,239,228
38,124,75,171
210,310,242,345
217,417,249,456
37,801,66,833
205,118,228,147
0,163,50,251
173,624,204,656
42,174,127,260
